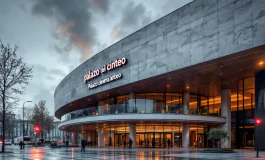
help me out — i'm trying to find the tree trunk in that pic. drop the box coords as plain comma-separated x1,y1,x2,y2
2,95,5,152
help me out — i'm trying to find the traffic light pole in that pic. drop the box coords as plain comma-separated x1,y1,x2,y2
256,124,259,158
255,118,262,158
36,132,38,148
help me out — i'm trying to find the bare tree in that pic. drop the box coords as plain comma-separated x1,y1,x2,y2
0,40,33,152
0,111,16,142
31,100,54,139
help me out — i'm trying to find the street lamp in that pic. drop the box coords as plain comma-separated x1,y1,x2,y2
255,118,262,158
22,101,32,149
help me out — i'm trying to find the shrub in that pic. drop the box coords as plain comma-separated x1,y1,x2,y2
208,128,230,148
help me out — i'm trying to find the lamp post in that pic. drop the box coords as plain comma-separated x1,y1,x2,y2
256,118,262,158
22,101,32,149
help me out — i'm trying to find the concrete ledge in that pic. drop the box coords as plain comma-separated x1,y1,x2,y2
59,114,225,129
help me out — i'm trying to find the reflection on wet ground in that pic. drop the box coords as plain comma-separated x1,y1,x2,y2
1,146,264,160
0,146,199,160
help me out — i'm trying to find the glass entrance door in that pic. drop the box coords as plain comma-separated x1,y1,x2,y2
174,133,182,148
114,133,129,147
146,133,153,148
136,133,145,147
154,133,161,147
136,132,172,148
163,133,172,148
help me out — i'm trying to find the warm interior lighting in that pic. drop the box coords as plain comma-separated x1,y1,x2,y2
239,126,255,129
259,61,264,65
189,94,251,106
166,99,180,103
186,86,189,89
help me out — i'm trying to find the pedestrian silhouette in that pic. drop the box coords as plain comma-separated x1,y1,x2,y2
129,138,133,149
123,139,126,148
81,139,86,152
19,141,23,150
167,139,171,148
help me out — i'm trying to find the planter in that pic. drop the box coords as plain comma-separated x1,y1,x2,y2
201,148,236,153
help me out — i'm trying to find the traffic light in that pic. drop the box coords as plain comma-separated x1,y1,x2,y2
256,118,262,125
34,126,41,133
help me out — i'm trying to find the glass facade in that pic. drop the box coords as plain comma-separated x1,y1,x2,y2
61,92,225,122
232,77,255,149
78,124,213,148
60,77,256,149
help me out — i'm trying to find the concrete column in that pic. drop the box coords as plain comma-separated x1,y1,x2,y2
182,124,189,148
98,126,105,147
128,93,136,113
221,89,231,148
183,92,190,114
130,124,136,148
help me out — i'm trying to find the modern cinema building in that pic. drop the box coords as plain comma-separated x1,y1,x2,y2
55,0,265,150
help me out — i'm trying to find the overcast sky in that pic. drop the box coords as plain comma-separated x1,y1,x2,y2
0,0,192,118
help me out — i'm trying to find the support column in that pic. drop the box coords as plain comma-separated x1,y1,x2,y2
183,92,189,114
255,71,265,151
98,126,105,147
130,124,136,148
129,93,136,113
182,124,189,148
221,89,231,148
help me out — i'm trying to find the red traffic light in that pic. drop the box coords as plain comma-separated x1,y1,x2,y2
256,119,262,124
34,126,41,132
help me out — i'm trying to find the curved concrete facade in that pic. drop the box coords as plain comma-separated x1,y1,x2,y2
54,0,265,118
54,0,265,149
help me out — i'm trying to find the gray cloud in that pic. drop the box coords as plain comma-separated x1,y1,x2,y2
49,69,66,77
111,1,151,39
31,0,109,62
33,87,54,115
46,75,55,81
33,64,48,73
91,0,109,14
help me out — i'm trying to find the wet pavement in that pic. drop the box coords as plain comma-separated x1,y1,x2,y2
0,145,264,160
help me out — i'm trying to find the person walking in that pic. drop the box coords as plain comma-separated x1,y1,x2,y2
123,138,126,148
19,141,23,150
129,138,133,149
152,138,155,148
81,139,86,152
167,139,171,148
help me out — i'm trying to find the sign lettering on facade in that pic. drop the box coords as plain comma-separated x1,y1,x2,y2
84,57,127,89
